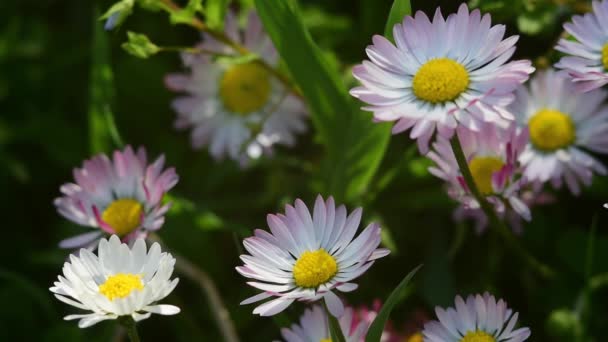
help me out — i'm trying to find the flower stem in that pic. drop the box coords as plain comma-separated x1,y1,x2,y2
119,316,140,342
449,134,556,279
148,233,240,342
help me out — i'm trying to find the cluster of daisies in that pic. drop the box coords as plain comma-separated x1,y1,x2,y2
353,2,608,232
48,1,608,340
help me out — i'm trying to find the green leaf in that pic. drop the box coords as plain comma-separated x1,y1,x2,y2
170,0,204,25
121,31,160,59
254,0,390,202
327,307,346,342
206,0,230,29
90,7,123,154
365,265,422,342
384,0,411,41
100,0,135,30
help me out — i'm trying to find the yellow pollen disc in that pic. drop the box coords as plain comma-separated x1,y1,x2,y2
528,108,576,151
99,273,144,301
468,156,505,196
412,58,470,103
406,332,424,342
320,339,332,342
101,199,143,236
602,43,608,70
460,331,496,342
219,62,271,115
293,249,338,288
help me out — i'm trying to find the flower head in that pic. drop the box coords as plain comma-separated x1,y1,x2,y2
165,11,307,163
350,3,533,152
236,195,389,317
510,69,608,195
280,305,369,342
427,123,532,229
423,292,530,342
555,0,608,92
50,235,180,328
54,146,178,249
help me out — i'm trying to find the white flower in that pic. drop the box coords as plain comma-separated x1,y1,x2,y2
428,123,532,230
50,236,180,328
350,3,533,152
54,146,178,249
236,195,389,317
510,69,608,195
165,11,307,163
555,0,608,92
423,292,530,342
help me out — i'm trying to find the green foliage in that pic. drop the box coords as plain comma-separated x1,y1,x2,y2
254,0,390,203
100,0,135,30
169,0,205,25
384,0,411,41
365,265,421,342
328,308,347,342
89,8,122,154
121,31,161,59
206,0,231,29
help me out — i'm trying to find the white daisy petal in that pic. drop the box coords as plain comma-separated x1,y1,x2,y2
50,236,180,328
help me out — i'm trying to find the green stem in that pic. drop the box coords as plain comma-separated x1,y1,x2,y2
119,316,140,342
325,303,346,342
449,135,556,279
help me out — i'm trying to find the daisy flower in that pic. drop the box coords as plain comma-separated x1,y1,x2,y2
50,235,180,328
236,195,389,317
427,123,532,228
422,292,531,342
555,0,608,92
165,11,307,163
54,146,178,249
510,69,608,195
279,305,368,342
350,3,534,152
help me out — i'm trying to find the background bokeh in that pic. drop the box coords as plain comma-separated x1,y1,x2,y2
2,0,608,340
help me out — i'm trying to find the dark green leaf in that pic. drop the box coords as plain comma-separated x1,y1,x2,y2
328,307,346,342
254,0,390,202
90,7,123,154
384,0,411,41
365,265,422,342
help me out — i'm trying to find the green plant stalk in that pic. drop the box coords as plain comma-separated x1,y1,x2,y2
325,303,346,342
449,135,555,279
119,316,140,342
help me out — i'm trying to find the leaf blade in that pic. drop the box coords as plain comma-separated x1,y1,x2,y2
365,264,422,342
384,0,411,41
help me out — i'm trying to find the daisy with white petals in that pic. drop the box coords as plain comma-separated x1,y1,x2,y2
350,3,534,152
427,123,532,230
555,0,608,92
165,11,307,163
510,69,608,195
50,235,180,328
236,195,389,317
423,292,530,342
280,305,368,342
54,146,178,249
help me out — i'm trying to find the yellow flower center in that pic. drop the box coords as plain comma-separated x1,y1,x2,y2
602,43,608,70
528,108,575,151
468,156,505,195
405,332,424,342
293,249,338,288
320,339,332,342
101,199,143,236
219,62,271,114
412,58,469,103
460,331,496,342
98,273,144,301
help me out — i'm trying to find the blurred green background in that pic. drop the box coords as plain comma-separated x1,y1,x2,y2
2,0,608,340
